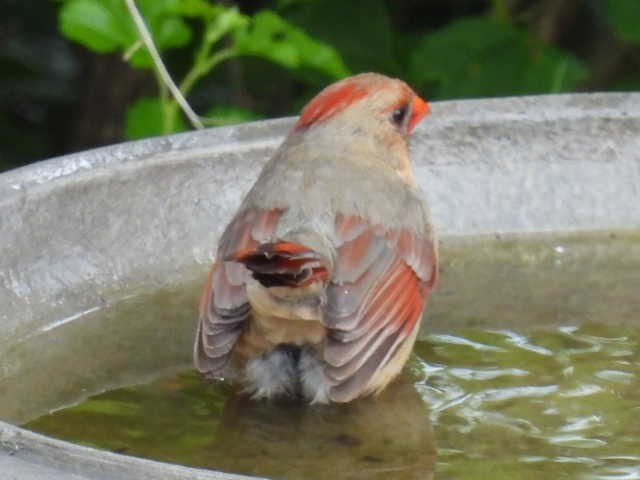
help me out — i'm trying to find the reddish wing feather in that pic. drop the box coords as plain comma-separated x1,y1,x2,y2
324,214,437,402
194,208,283,375
229,241,329,288
329,272,425,401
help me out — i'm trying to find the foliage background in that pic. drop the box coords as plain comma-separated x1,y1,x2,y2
1,0,639,172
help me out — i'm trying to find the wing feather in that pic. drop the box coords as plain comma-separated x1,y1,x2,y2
194,208,283,376
324,214,437,402
332,232,388,283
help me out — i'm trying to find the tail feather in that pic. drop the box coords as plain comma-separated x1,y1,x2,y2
227,242,329,288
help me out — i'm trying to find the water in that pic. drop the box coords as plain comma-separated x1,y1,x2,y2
3,232,640,479
418,324,640,479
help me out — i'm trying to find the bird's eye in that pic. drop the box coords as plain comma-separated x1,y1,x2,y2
391,105,409,127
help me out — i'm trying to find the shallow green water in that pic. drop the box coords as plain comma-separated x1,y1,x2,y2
24,324,640,480
11,232,640,479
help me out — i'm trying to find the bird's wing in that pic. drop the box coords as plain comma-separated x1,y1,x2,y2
324,214,438,402
194,208,283,375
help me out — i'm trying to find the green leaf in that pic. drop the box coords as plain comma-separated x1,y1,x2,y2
203,105,261,126
603,0,640,45
167,0,224,19
58,0,192,69
203,7,247,46
125,97,188,139
234,10,349,80
59,0,134,53
409,17,587,99
155,16,192,48
283,0,396,74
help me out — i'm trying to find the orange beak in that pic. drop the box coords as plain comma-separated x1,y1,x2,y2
408,96,430,134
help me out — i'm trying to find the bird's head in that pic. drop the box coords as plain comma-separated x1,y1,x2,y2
291,73,430,185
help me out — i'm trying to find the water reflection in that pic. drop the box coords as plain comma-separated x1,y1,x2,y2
25,371,436,480
207,377,436,480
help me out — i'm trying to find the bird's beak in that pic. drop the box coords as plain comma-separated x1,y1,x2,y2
407,96,431,134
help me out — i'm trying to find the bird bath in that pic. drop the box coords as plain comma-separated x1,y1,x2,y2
1,93,639,479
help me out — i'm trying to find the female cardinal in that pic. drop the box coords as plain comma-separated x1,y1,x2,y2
194,73,438,403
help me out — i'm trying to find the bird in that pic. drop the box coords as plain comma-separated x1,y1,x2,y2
194,72,438,404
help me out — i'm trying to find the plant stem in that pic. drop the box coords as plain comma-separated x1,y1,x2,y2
153,69,172,134
124,0,203,130
180,47,237,95
164,47,238,133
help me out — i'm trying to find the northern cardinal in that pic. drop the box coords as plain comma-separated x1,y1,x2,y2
194,73,438,403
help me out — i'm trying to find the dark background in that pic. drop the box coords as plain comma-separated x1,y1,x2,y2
1,0,638,172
